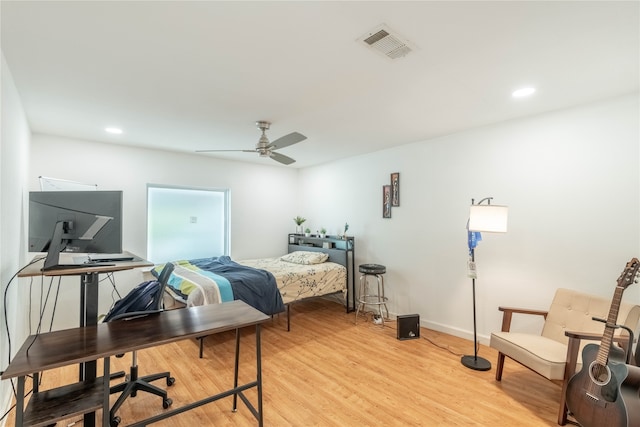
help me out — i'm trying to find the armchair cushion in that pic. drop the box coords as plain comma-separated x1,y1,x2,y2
490,332,571,380
541,288,638,344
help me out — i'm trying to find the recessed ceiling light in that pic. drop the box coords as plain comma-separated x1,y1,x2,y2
105,127,123,134
512,87,536,98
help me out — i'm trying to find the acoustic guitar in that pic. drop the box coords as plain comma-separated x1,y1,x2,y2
566,258,640,427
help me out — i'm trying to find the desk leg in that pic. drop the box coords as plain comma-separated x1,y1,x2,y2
233,328,240,412
127,322,265,427
232,325,263,426
33,371,39,393
103,357,111,427
15,376,25,426
81,272,99,427
80,272,99,374
256,324,263,427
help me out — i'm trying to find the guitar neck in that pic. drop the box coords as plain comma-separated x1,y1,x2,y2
596,285,625,366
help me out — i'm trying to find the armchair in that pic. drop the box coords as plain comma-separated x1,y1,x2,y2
489,288,640,425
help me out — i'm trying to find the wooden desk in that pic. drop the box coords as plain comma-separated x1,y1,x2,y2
19,252,153,329
2,300,270,426
18,253,153,426
19,252,152,277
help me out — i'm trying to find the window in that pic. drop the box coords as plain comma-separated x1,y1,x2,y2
147,185,229,263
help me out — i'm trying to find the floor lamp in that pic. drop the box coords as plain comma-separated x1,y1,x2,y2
461,197,508,371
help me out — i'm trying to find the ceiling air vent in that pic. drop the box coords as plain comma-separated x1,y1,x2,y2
359,24,414,60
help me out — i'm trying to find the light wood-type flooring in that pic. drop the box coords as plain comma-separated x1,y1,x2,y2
4,298,569,426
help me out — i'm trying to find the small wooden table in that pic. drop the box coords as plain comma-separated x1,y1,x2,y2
2,300,270,426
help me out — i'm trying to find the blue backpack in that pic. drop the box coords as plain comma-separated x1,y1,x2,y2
103,280,163,322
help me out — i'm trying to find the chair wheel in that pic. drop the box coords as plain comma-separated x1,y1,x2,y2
111,416,121,427
163,398,173,409
167,376,176,386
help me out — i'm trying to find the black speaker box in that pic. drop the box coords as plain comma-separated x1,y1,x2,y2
397,314,420,340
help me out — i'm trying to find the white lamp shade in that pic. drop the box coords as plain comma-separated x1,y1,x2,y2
469,205,508,233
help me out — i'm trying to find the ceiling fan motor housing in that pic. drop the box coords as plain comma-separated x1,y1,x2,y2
256,121,271,151
256,121,271,131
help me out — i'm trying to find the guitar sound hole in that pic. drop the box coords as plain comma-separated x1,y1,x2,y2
588,361,611,386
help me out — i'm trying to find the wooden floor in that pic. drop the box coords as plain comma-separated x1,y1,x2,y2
5,299,566,426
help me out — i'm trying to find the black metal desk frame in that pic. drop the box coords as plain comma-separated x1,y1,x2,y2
3,300,267,427
17,255,152,427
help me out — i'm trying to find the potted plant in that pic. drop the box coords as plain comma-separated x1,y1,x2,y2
319,227,327,238
343,222,349,239
293,216,306,235
304,227,311,237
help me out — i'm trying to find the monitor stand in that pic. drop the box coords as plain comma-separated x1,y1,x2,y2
41,220,117,271
42,221,67,271
41,221,100,271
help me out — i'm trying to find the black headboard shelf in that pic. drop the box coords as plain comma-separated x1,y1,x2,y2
287,234,355,312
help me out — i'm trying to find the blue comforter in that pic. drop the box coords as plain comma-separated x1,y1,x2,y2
153,256,285,315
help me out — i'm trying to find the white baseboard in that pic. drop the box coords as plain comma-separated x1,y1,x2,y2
421,319,491,346
359,307,491,347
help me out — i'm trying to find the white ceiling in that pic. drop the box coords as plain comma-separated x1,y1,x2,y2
2,1,638,168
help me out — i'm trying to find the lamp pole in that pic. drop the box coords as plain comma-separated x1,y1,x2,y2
461,197,493,371
461,245,491,370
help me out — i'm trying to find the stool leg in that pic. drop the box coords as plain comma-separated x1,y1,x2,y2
375,274,385,325
355,274,366,324
379,274,389,319
375,274,382,324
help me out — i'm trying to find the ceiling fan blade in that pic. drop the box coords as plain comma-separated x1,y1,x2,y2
195,149,256,153
269,132,306,150
270,151,296,165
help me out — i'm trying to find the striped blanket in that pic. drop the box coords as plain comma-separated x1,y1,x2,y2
151,256,284,315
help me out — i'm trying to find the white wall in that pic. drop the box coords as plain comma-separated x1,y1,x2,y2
8,86,639,373
1,53,31,423
300,94,640,343
28,135,299,330
24,95,640,344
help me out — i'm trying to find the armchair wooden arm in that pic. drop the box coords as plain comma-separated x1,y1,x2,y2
494,307,549,382
564,330,633,363
498,306,548,332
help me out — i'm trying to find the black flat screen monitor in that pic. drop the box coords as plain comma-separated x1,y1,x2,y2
28,191,123,271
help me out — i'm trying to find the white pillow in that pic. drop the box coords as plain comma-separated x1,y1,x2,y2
281,251,329,265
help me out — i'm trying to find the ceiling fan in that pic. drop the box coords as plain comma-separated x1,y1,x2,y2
196,121,306,165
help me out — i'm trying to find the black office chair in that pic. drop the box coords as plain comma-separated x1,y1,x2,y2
104,262,176,427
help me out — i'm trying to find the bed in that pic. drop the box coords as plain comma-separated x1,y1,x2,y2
239,253,347,319
151,242,354,336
